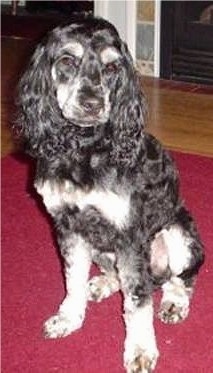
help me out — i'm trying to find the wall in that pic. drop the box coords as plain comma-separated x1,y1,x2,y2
136,0,155,76
94,0,136,59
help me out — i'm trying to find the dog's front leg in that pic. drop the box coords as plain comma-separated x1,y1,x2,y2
118,254,159,373
43,232,91,339
35,181,92,338
123,295,159,373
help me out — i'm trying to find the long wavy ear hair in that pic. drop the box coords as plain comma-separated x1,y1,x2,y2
110,41,148,168
15,38,60,157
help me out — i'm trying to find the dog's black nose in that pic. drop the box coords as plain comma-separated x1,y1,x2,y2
82,98,103,115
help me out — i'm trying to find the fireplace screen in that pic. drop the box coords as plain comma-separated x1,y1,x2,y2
160,1,213,84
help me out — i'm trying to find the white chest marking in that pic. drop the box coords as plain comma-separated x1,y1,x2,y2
35,181,130,229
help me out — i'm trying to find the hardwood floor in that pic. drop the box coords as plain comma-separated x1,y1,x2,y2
1,36,213,158
144,81,213,156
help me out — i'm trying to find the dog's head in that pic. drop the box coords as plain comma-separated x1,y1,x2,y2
51,18,125,127
17,16,147,158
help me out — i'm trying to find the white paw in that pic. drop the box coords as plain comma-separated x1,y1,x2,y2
159,277,192,324
158,300,189,324
87,275,119,302
124,346,159,373
43,312,84,339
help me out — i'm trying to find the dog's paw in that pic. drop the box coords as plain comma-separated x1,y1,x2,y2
125,348,158,373
158,301,189,324
87,275,119,302
43,313,83,338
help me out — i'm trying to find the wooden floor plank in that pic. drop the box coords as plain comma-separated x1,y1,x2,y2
145,86,213,156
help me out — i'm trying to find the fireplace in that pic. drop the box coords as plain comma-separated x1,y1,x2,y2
160,1,213,84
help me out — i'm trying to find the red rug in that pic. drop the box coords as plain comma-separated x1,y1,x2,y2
2,152,213,373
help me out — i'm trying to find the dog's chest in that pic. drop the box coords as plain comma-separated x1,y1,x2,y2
36,180,130,229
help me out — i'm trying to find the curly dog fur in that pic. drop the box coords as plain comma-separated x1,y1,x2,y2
16,16,204,372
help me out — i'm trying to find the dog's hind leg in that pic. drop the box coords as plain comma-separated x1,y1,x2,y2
88,252,120,302
158,276,195,324
88,273,120,302
156,208,204,324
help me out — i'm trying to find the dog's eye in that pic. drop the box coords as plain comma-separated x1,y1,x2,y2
53,55,80,81
104,62,119,74
59,55,79,68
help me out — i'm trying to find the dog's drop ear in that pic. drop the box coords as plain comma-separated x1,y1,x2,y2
121,41,134,64
110,40,148,167
16,42,53,156
113,40,148,131
19,43,48,95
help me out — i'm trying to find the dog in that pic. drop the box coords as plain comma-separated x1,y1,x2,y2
16,16,204,373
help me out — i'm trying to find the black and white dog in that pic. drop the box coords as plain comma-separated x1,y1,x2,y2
17,16,204,372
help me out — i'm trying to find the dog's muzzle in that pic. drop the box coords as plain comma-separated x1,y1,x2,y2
62,85,108,127
79,95,104,117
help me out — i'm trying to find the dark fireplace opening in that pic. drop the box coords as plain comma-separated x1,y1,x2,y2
160,1,213,85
